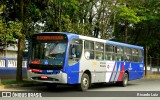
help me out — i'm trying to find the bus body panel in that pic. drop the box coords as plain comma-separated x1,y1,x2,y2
79,57,107,83
64,33,80,84
27,70,68,83
67,62,80,84
78,35,144,84
127,62,144,80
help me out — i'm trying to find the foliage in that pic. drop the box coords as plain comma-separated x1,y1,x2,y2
0,0,160,78
0,20,22,43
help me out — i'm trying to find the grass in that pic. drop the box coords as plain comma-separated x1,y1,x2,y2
144,73,160,79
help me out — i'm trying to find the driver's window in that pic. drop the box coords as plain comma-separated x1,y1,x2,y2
68,39,82,66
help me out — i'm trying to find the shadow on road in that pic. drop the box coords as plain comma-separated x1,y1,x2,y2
14,82,138,92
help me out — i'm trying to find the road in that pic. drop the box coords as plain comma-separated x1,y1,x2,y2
1,79,160,100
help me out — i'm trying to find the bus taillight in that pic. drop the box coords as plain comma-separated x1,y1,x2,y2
27,67,42,73
32,69,42,73
27,67,32,71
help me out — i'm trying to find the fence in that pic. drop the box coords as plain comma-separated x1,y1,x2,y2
0,58,27,68
147,56,160,74
0,58,27,80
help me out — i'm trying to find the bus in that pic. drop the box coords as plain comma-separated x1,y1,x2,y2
27,32,144,91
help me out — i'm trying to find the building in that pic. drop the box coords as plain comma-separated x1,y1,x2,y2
0,40,28,81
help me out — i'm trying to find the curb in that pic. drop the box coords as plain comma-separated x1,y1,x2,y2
0,85,4,90
143,76,160,79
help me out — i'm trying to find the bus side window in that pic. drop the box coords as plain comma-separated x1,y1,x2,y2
105,44,115,61
132,49,139,62
115,46,124,61
124,47,132,61
138,50,143,62
84,41,94,59
95,42,104,60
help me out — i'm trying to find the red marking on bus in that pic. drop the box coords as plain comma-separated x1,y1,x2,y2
118,64,125,81
31,60,40,64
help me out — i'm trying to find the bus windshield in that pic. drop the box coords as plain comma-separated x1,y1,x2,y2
31,42,67,65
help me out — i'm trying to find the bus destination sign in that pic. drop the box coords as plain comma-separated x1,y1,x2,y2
36,36,64,40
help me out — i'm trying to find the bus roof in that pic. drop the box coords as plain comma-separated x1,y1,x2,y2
37,32,143,50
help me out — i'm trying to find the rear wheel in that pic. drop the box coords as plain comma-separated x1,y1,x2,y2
79,73,90,91
121,73,128,87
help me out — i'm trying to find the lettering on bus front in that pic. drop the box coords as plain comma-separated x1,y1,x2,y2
36,36,64,40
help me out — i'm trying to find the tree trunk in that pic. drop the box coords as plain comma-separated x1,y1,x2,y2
144,45,148,77
125,24,128,43
16,38,25,82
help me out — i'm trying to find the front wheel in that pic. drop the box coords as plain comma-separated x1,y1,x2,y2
79,73,90,91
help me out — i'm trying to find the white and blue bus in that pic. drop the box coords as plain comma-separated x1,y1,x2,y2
27,32,144,91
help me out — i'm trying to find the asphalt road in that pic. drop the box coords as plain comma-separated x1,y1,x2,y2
1,79,160,100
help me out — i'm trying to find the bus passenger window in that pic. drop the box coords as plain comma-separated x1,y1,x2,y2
138,50,143,62
124,47,132,61
105,44,114,61
85,51,94,59
115,46,123,61
84,41,95,60
106,53,114,60
132,49,139,62
95,42,104,60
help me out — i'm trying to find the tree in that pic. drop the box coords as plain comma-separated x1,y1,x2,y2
0,1,22,54
112,0,160,76
1,0,160,79
1,0,38,81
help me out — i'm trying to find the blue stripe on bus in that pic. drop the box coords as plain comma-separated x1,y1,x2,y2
114,62,121,81
109,62,116,82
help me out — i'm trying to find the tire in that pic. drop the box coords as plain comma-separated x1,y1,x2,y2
121,73,128,87
46,83,57,90
79,73,90,91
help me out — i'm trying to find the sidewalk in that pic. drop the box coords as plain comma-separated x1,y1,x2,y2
0,78,43,90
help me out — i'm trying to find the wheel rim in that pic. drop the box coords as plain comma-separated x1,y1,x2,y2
82,77,88,87
124,75,128,85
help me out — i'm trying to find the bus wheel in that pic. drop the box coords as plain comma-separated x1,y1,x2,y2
79,73,90,91
121,73,128,87
46,83,57,90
